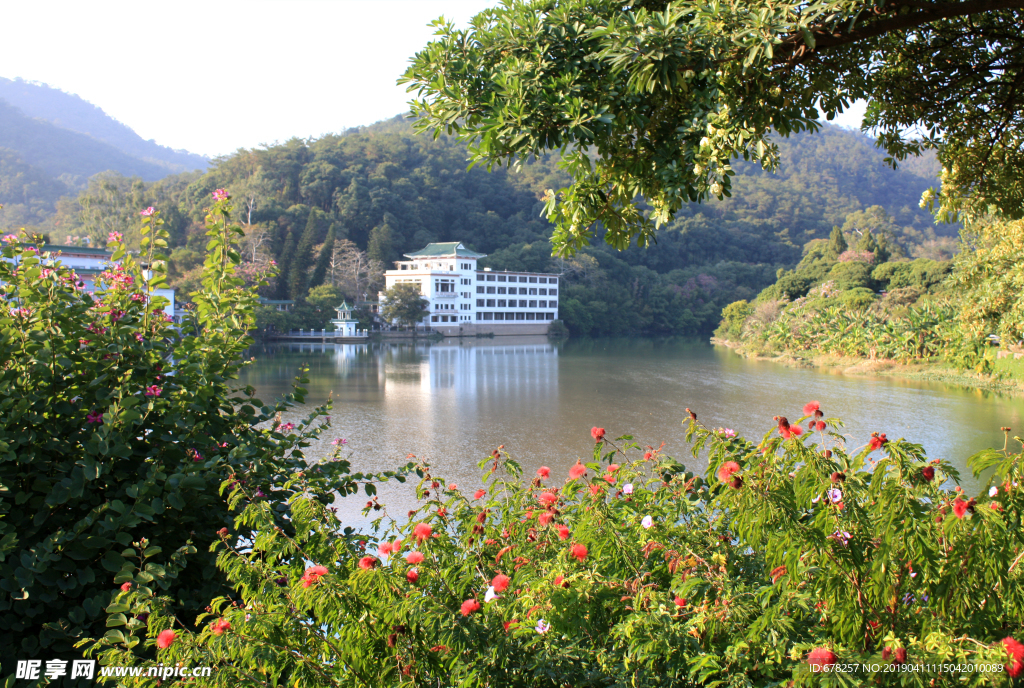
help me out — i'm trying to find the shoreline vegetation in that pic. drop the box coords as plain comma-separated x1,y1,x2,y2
712,336,1024,396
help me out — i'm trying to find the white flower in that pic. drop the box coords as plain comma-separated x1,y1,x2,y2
710,182,723,195
535,618,551,634
990,486,999,498
641,515,653,529
693,164,704,175
700,137,711,148
484,585,499,603
623,483,634,495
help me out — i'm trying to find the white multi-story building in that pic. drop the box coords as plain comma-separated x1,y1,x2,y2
382,242,560,335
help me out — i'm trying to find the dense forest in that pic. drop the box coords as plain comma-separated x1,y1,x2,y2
7,112,952,336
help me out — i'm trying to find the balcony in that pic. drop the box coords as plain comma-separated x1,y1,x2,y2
432,292,458,299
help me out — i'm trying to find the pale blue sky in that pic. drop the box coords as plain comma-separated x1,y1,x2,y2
2,0,866,158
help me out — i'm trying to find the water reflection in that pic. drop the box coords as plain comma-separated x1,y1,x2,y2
239,337,1024,523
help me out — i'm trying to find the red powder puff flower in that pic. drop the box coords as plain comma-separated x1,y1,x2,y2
569,462,587,480
868,433,888,451
791,425,803,436
474,488,486,499
921,466,935,482
120,581,132,592
301,565,329,588
406,569,419,583
405,551,424,564
803,401,820,416
607,464,620,473
460,598,481,616
591,427,606,441
674,596,686,607
604,474,616,485
539,491,558,506
503,620,517,633
156,629,177,649
894,647,907,664
413,522,432,543
1003,637,1024,662
358,556,377,570
379,542,393,556
492,574,510,593
589,484,602,496
717,461,740,483
553,575,564,586
953,497,969,518
437,507,447,518
808,647,837,670
1010,661,1024,679
816,421,826,431
779,426,792,439
570,543,588,561
557,525,570,541
537,466,550,479
538,512,554,526
644,451,653,459
391,539,402,552
210,618,231,636
730,476,744,489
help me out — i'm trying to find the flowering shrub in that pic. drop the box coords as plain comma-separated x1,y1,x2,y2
0,197,399,679
89,404,1024,686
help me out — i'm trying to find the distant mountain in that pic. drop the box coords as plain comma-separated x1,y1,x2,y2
0,78,208,175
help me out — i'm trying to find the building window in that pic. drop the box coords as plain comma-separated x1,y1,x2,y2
497,275,506,282
538,288,546,295
486,299,495,307
496,299,506,307
496,287,505,294
476,286,484,293
529,288,537,296
506,312,516,319
476,299,484,307
516,312,525,320
516,300,524,307
431,315,439,322
539,300,547,308
546,313,554,320
476,313,482,320
519,276,528,283
486,286,496,294
486,274,495,281
549,278,558,285
529,277,538,283
526,313,536,320
529,300,537,308
477,274,485,281
539,277,547,283
483,312,493,320
549,289,557,296
494,313,504,320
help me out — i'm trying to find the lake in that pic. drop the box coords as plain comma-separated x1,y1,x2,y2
240,336,1024,520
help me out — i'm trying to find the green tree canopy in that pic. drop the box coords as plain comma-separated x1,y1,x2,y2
402,0,1024,254
381,282,430,329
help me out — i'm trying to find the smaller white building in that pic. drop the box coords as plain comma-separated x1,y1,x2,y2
330,300,368,338
382,242,560,335
5,244,176,319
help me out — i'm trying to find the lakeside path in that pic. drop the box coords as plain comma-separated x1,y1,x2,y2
711,337,1024,397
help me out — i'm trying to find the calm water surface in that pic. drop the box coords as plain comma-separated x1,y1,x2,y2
240,337,1024,520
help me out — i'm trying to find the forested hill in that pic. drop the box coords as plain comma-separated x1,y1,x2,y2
0,78,208,175
42,114,953,336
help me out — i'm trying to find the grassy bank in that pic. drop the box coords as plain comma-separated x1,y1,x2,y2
712,337,1024,396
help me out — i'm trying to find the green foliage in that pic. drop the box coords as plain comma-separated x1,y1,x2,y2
950,218,1024,344
0,195,352,677
401,0,1019,251
89,409,1024,687
840,287,875,310
381,283,430,329
715,300,754,341
827,261,874,292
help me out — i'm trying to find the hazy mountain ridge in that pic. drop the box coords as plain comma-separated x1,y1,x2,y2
0,78,208,174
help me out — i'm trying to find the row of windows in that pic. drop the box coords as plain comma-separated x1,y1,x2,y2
433,303,455,310
477,312,555,321
478,274,557,285
431,314,472,322
477,299,554,309
476,286,556,296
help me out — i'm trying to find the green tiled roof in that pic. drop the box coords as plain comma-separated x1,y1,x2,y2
43,244,111,256
403,242,486,259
